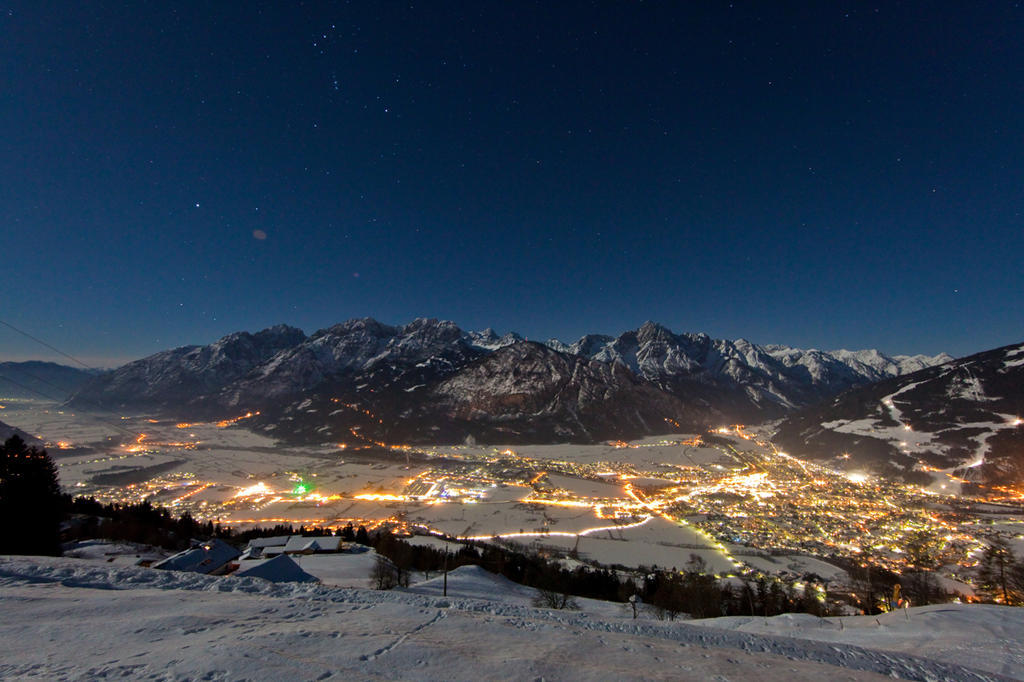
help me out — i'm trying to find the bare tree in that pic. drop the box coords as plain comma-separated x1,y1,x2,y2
371,554,398,590
533,587,579,610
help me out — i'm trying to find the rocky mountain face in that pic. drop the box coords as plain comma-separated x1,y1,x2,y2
249,340,712,445
773,342,1024,488
68,317,951,445
465,328,525,351
555,322,951,421
213,317,485,410
426,342,708,442
68,325,306,412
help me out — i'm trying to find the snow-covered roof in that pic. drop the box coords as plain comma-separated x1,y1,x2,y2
246,535,291,550
234,554,319,583
152,539,240,574
283,536,320,553
244,535,342,555
312,536,342,552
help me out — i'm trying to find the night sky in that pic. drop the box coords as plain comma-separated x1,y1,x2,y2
2,2,1022,365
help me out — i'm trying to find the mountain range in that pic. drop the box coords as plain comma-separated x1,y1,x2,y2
64,318,950,445
774,341,1024,488
0,419,43,447
0,361,96,401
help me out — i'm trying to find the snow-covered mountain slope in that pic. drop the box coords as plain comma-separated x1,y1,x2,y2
216,318,485,410
67,317,951,444
774,341,1024,488
554,322,952,420
465,327,524,351
0,555,1010,681
0,419,43,446
69,324,306,412
426,341,712,442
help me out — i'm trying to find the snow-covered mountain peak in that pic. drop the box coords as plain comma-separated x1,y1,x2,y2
637,320,673,339
466,327,523,351
68,317,956,435
395,318,464,346
315,317,398,340
567,334,615,357
544,338,572,353
252,323,306,343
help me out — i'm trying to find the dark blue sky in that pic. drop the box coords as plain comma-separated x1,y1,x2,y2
2,2,1021,365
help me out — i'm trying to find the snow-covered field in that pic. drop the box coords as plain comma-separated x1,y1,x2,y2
0,555,1017,681
447,436,734,469
695,605,1024,680
497,516,737,573
735,553,850,582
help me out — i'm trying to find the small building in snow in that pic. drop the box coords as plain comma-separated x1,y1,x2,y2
243,535,346,559
152,538,240,575
234,554,319,583
240,535,290,560
311,536,343,552
282,535,322,555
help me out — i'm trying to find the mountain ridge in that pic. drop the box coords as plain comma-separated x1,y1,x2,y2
0,361,98,401
773,341,1024,487
65,317,953,444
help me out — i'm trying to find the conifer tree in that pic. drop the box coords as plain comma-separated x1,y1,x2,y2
0,436,64,556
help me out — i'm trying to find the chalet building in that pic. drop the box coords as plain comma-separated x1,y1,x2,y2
234,554,319,583
152,538,240,575
241,534,346,559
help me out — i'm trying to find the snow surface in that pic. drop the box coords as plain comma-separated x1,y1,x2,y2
406,565,539,605
0,555,1014,681
696,604,1024,680
735,553,849,582
235,554,318,583
237,550,382,589
62,539,169,566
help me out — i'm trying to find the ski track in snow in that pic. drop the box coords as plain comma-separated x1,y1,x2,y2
0,556,1014,681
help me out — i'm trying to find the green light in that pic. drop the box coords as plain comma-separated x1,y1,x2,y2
293,483,310,495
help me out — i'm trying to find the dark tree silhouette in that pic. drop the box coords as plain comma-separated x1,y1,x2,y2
355,525,370,545
0,435,63,556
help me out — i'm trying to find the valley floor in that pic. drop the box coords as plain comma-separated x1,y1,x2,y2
0,556,1017,681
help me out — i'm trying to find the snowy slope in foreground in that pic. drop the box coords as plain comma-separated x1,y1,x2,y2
695,607,1024,680
0,556,1014,682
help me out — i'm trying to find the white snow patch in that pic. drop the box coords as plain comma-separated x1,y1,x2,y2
0,555,1011,681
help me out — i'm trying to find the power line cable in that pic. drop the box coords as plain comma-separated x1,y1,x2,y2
0,322,256,451
0,319,97,370
0,360,93,403
0,359,187,443
0,365,256,468
0,372,144,441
